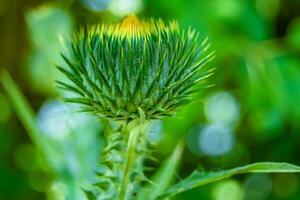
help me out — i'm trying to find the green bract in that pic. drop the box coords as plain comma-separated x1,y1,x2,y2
58,15,214,120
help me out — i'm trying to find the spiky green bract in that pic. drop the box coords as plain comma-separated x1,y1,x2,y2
58,16,214,121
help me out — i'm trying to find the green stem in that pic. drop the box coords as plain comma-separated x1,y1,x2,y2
119,121,142,200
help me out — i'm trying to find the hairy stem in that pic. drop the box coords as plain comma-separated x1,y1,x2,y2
119,124,141,200
86,120,148,200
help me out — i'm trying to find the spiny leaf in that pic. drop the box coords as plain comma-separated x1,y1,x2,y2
158,162,300,199
137,142,184,200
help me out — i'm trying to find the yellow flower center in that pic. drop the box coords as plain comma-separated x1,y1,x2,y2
91,15,179,40
115,15,154,38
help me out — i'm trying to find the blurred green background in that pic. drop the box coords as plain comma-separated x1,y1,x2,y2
1,0,300,199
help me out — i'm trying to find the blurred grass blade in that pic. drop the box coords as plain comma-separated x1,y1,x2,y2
138,141,184,200
0,70,55,162
158,162,300,199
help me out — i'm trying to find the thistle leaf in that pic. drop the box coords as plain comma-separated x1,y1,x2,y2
158,162,300,199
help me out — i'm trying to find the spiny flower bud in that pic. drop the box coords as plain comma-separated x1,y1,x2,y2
57,15,214,120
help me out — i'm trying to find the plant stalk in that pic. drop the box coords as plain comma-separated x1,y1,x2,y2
119,121,143,200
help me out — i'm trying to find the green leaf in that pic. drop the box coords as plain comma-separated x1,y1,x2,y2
158,162,300,199
0,70,56,165
137,141,184,200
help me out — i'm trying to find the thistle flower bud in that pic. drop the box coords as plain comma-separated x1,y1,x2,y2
58,15,214,121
